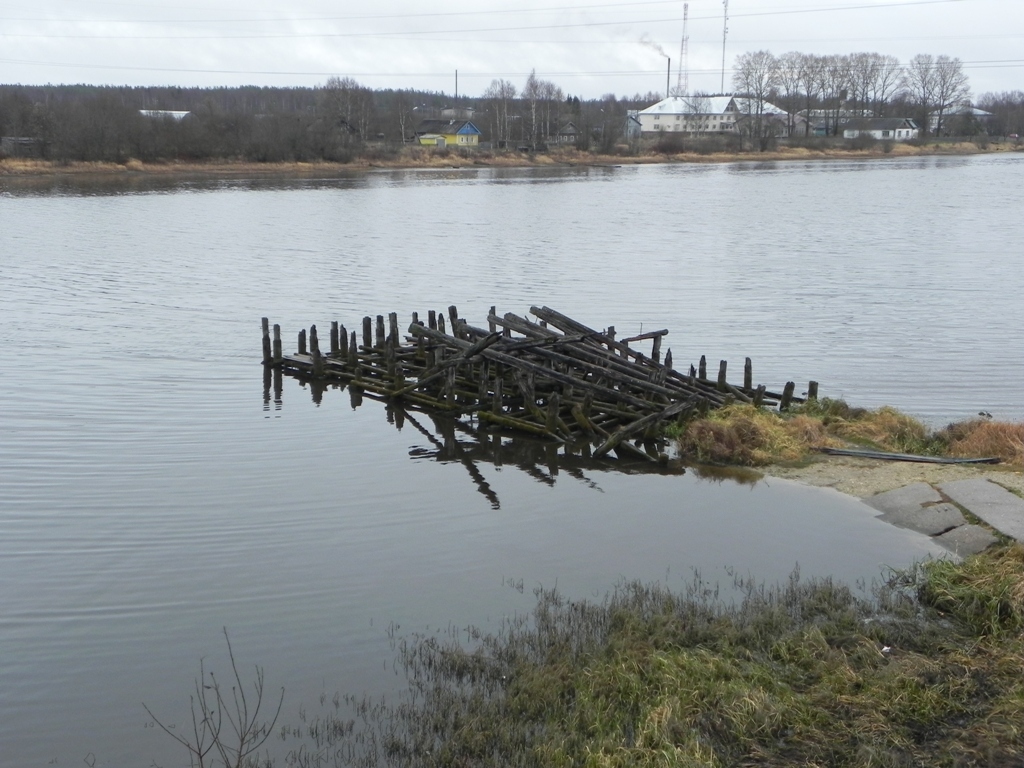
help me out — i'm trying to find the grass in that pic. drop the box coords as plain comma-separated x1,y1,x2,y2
673,398,1024,468
272,547,1024,767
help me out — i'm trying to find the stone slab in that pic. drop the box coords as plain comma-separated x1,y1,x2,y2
939,479,1024,543
933,524,1000,556
864,482,942,515
879,502,967,536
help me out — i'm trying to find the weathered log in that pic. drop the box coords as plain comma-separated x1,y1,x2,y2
593,397,698,458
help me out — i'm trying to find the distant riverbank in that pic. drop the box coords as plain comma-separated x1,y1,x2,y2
2,139,1019,177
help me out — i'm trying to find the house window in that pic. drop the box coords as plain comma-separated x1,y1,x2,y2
882,130,890,138
654,115,660,121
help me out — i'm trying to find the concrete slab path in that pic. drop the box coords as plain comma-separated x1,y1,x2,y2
940,479,1024,543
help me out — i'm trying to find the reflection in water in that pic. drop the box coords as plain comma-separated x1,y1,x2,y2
274,371,767,510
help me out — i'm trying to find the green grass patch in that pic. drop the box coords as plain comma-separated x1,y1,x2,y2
270,547,1024,767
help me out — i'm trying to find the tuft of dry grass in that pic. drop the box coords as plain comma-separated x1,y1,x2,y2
673,399,1024,468
829,405,933,454
675,404,836,466
937,419,1024,465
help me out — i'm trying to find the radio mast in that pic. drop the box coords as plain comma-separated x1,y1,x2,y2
720,0,729,93
675,3,689,96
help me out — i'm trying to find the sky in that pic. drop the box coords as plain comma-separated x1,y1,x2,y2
0,0,1021,99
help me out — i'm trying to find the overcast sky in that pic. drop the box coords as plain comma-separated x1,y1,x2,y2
1,0,1021,99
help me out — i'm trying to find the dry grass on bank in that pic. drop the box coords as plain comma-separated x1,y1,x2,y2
3,141,1019,177
674,399,1024,468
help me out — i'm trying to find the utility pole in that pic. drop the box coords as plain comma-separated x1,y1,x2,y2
720,0,729,94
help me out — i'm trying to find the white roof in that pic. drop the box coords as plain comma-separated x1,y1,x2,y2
139,110,190,120
638,96,787,117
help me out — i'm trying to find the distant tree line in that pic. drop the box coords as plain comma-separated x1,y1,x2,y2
0,75,656,163
2,55,1021,163
729,50,1024,140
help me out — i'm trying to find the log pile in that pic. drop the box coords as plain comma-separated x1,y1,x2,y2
262,306,816,462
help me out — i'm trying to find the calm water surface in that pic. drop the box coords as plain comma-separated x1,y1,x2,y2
1,155,1021,766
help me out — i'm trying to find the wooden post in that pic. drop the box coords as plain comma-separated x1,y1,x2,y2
339,325,348,359
330,321,339,355
488,306,497,333
389,312,400,344
348,331,359,377
298,328,307,355
807,381,819,401
438,315,446,335
717,360,728,392
448,305,459,332
606,326,616,352
698,355,707,380
780,381,796,411
491,369,503,413
651,334,662,364
411,311,419,326
753,385,766,407
362,316,372,349
428,310,437,330
261,318,271,364
664,349,673,371
273,324,282,364
744,358,752,390
375,315,385,349
309,325,319,356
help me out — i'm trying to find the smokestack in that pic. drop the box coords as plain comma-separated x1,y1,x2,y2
667,58,671,99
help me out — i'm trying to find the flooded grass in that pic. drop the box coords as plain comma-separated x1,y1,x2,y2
265,547,1024,767
674,399,1024,468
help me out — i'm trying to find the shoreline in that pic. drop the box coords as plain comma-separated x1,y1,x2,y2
2,140,1019,177
762,453,1024,499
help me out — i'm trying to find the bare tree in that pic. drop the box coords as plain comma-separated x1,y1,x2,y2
144,629,284,768
816,54,851,135
522,70,542,145
797,53,824,136
871,54,905,118
775,51,805,135
732,50,781,150
906,54,938,135
933,55,971,135
686,92,712,136
483,78,517,145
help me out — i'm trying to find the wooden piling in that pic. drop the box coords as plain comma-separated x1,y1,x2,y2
261,318,272,364
807,381,819,401
717,360,728,392
273,324,282,364
298,328,307,356
699,355,707,380
362,316,372,349
780,381,796,411
744,358,752,390
375,315,385,349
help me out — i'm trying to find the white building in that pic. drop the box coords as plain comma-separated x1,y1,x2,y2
636,96,794,136
842,118,919,141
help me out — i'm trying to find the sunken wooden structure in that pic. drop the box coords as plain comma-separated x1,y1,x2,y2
262,306,816,462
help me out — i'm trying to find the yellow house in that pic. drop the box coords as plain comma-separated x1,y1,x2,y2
415,119,482,147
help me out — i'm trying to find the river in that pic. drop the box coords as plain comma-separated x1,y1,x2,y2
1,154,1021,766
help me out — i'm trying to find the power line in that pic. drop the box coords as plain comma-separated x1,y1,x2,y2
0,0,969,41
0,0,964,26
2,56,1019,80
